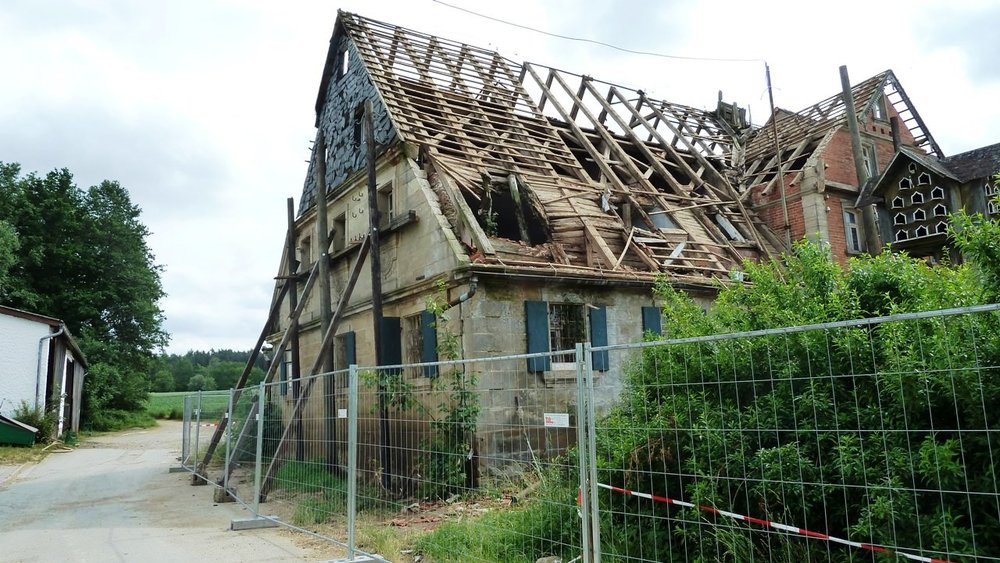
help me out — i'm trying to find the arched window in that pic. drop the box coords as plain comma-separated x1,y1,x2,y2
899,178,912,190
891,196,905,208
933,204,948,217
912,209,926,222
930,186,945,200
912,192,924,205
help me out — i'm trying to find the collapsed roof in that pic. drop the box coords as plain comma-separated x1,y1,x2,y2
740,70,943,196
307,12,797,285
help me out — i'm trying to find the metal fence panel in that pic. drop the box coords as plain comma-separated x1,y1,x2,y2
590,305,1000,562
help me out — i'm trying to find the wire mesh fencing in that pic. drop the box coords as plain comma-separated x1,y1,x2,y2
590,304,1000,563
177,304,1000,563
179,390,230,474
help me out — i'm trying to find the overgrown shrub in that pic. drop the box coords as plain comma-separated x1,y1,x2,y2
12,400,58,443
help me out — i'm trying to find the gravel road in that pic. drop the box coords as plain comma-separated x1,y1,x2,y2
0,420,331,562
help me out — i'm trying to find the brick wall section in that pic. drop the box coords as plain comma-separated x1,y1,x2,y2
750,174,805,243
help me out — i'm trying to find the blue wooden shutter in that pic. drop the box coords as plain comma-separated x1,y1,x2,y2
589,305,609,372
379,317,402,375
279,359,288,396
641,306,662,337
420,310,439,377
344,331,356,366
525,300,551,372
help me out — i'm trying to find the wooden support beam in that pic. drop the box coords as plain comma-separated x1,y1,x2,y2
258,235,372,499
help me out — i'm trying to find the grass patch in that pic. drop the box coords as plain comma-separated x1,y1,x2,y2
146,391,229,420
85,409,157,432
414,477,580,562
271,459,404,526
0,444,50,465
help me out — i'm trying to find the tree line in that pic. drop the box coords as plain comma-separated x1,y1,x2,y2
149,349,268,392
0,162,166,430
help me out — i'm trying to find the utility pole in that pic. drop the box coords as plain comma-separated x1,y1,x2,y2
840,65,881,255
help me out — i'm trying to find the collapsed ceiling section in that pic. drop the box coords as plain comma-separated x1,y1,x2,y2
340,12,782,282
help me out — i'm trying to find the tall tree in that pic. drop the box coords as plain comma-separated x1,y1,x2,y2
0,162,167,419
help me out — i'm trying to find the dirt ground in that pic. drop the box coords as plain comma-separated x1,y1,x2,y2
0,420,340,562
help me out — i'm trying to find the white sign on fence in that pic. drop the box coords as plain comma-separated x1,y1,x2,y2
338,408,348,419
543,412,570,428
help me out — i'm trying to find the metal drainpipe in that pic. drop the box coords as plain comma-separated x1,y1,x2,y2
443,275,479,311
36,327,65,410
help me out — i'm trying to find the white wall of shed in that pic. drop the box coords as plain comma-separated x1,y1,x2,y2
0,314,52,417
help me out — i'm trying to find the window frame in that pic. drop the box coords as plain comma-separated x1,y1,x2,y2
843,209,863,254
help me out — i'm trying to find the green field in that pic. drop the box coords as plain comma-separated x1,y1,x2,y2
146,391,231,420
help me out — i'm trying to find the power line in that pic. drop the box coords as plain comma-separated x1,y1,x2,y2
431,0,762,64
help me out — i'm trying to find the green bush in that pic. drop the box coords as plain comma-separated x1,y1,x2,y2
12,401,58,443
84,408,156,432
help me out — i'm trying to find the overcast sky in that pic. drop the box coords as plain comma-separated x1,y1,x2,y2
1,0,997,354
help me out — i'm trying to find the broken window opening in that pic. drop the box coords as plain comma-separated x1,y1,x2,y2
332,214,347,253
335,48,350,82
353,105,365,148
548,303,586,364
377,182,395,229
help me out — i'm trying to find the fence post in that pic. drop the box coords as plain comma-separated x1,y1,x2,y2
181,395,191,467
575,343,593,563
347,364,360,560
193,390,203,472
584,343,602,563
225,387,235,493
253,381,265,517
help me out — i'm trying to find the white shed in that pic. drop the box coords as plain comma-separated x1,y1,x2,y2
0,305,87,435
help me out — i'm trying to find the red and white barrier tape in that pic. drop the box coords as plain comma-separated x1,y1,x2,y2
596,482,953,563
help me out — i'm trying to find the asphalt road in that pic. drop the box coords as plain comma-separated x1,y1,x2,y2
0,421,329,562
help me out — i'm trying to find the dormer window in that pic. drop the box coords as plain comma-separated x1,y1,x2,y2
917,172,931,185
914,225,929,238
935,222,948,235
930,186,945,200
912,209,926,222
899,178,912,191
891,196,904,209
912,192,924,205
893,213,907,225
872,95,887,121
933,204,948,217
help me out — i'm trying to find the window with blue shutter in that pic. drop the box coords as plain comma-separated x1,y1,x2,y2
379,317,402,375
525,300,551,372
344,331,356,366
420,310,439,377
279,358,288,396
641,306,662,337
588,305,609,371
